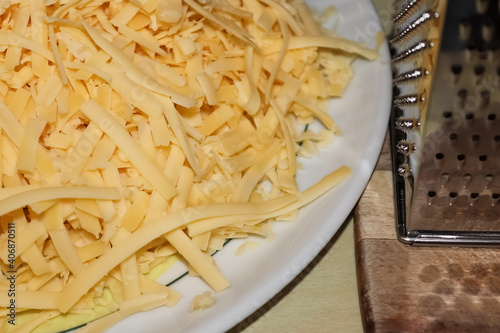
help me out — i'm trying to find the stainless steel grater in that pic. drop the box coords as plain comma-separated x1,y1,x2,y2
390,0,500,245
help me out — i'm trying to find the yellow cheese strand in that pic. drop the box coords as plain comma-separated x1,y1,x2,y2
0,186,120,216
82,23,195,108
0,290,60,309
80,100,178,200
288,36,379,60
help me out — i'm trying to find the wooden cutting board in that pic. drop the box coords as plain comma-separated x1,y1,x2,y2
354,135,500,332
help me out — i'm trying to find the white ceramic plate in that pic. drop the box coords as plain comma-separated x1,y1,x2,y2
106,0,391,332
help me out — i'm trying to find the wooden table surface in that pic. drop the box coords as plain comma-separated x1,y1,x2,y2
229,216,363,333
228,1,392,332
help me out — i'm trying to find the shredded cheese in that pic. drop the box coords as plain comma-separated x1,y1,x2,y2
15,118,46,173
80,100,177,200
0,0,377,330
190,291,216,311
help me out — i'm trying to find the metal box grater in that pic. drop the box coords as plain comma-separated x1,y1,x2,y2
390,0,500,245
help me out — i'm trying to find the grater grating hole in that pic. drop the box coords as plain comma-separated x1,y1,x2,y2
428,191,437,198
479,155,487,162
471,193,479,199
493,194,500,200
463,173,472,183
487,114,496,121
486,174,493,182
494,135,500,142
436,153,444,159
465,113,474,120
482,17,495,42
443,111,453,119
472,134,480,141
449,192,458,198
451,64,463,74
458,89,468,98
459,18,472,40
441,173,450,187
457,154,466,161
450,133,458,140
476,0,489,14
474,65,485,76
481,90,490,103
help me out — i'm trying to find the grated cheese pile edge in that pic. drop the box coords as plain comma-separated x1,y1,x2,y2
0,0,375,331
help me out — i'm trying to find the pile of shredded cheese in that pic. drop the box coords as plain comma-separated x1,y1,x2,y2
0,0,377,331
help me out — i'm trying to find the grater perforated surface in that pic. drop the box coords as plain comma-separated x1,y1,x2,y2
391,0,500,245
